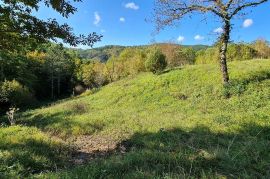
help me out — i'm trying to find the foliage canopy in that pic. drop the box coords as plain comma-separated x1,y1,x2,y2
0,0,102,52
145,48,167,74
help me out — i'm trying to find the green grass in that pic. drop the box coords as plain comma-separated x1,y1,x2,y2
1,59,270,178
0,126,70,178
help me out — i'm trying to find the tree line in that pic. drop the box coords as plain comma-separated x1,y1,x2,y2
1,0,269,112
1,39,269,111
0,0,101,112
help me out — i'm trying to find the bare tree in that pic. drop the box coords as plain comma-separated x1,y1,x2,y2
153,0,268,84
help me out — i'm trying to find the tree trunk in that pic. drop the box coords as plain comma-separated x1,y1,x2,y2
219,20,231,84
0,61,4,82
0,56,4,82
51,71,54,99
57,73,60,97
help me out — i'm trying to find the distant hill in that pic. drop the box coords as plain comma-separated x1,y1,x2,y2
74,45,126,62
74,44,210,62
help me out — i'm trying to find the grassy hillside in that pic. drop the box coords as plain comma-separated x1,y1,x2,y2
1,59,270,178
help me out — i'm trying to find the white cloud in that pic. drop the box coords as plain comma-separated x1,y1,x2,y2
94,12,101,26
213,27,224,34
194,35,204,40
120,17,125,22
243,19,253,28
177,36,185,43
125,2,139,10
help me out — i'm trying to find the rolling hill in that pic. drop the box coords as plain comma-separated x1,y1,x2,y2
1,59,270,178
74,44,209,62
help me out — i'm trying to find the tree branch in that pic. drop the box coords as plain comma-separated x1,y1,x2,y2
176,4,224,18
230,0,269,18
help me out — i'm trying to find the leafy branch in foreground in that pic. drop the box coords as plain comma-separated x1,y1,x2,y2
0,0,102,52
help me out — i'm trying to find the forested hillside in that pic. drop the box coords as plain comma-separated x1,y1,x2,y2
74,45,126,62
74,44,209,62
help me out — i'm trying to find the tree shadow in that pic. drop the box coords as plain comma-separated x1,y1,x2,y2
224,70,270,97
63,123,270,178
17,111,105,137
159,66,183,75
0,136,70,178
233,69,270,84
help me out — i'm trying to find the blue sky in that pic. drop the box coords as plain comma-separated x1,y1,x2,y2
36,0,270,48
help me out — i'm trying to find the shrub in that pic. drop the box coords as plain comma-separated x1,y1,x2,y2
145,48,167,74
66,102,88,114
73,84,86,96
0,80,35,107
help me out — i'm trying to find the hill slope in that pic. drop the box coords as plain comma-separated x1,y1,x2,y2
1,59,270,178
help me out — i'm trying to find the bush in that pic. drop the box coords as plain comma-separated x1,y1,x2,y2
73,84,86,96
0,80,35,107
145,48,167,74
66,102,89,114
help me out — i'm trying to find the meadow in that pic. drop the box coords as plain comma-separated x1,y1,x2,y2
1,59,270,178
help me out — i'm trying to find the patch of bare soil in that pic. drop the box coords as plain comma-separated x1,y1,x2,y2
69,135,129,165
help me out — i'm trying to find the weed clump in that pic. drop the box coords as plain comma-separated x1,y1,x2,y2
66,102,89,114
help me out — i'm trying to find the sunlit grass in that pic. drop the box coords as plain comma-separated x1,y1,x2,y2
20,59,270,139
0,126,69,178
1,59,270,178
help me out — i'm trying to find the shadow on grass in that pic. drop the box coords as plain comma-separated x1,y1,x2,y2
19,111,73,128
0,136,70,178
18,111,105,137
224,70,270,97
57,123,270,178
233,69,270,85
159,66,183,75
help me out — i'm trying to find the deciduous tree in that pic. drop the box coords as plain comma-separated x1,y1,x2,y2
0,0,102,52
253,39,270,59
153,0,268,84
145,48,167,74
